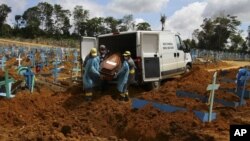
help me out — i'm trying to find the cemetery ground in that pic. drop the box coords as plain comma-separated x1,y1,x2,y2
0,49,250,141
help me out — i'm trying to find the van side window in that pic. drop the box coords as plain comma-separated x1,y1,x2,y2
175,35,182,50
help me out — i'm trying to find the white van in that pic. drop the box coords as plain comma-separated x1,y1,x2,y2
81,31,192,88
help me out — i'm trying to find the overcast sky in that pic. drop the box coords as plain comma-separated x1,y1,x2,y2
1,0,250,39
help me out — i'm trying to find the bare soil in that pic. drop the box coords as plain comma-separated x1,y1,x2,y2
0,58,250,141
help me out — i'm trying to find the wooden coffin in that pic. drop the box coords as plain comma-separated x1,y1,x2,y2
100,53,121,80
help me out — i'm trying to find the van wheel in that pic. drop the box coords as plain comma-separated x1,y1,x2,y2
185,64,191,73
143,81,160,91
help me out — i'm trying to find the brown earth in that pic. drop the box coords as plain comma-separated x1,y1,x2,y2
1,58,250,141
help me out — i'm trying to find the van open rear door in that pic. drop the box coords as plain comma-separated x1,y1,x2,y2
141,32,160,82
80,37,97,62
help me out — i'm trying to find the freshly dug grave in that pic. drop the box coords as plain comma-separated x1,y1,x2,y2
193,60,232,69
0,85,229,141
178,66,240,101
1,58,250,141
139,84,214,112
139,66,240,110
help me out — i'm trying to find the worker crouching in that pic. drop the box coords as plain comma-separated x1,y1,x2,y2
83,48,100,101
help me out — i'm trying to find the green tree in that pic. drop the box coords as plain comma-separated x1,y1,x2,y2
86,17,105,36
230,32,244,52
14,15,22,28
136,22,151,31
198,18,214,49
22,6,42,38
37,2,53,34
0,4,11,36
183,39,197,49
73,5,89,36
120,14,134,31
13,15,26,37
52,4,71,37
104,16,119,33
213,15,240,50
241,41,249,53
247,26,250,48
1,24,12,37
193,15,242,51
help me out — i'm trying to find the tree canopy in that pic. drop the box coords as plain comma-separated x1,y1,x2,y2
0,2,152,40
0,4,11,36
0,2,249,53
189,15,249,53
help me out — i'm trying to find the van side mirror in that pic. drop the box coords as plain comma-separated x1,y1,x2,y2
182,43,190,53
179,45,184,50
184,46,190,52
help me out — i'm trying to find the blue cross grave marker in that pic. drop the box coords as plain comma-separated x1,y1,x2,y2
28,52,35,67
65,49,69,61
207,71,220,122
18,47,24,56
57,48,63,61
11,47,15,57
40,52,48,66
72,62,81,81
14,47,19,57
52,63,64,83
73,50,78,64
239,72,250,106
0,48,3,55
53,54,61,66
23,67,35,93
4,48,9,56
0,70,15,98
0,56,7,71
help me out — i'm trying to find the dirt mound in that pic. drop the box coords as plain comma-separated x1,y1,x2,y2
177,66,212,94
0,88,216,141
139,66,239,112
0,87,116,140
193,60,231,69
218,69,238,79
124,105,206,141
1,54,250,141
0,69,22,80
178,67,240,101
204,61,231,69
139,87,210,111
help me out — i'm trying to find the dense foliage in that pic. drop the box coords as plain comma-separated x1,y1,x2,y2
0,2,151,40
184,15,249,53
0,2,249,52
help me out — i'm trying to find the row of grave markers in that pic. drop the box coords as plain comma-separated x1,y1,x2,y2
0,45,82,98
191,49,250,61
0,45,80,73
0,46,78,61
132,69,250,123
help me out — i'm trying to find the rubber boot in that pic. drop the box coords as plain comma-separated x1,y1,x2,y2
111,93,116,99
85,92,93,101
119,93,126,101
124,92,129,102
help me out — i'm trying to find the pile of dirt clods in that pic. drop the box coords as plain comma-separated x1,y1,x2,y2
0,64,250,141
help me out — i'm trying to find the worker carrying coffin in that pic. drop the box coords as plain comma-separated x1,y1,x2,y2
115,51,130,101
100,53,122,80
81,31,192,90
99,51,136,82
83,48,100,101
122,51,137,86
